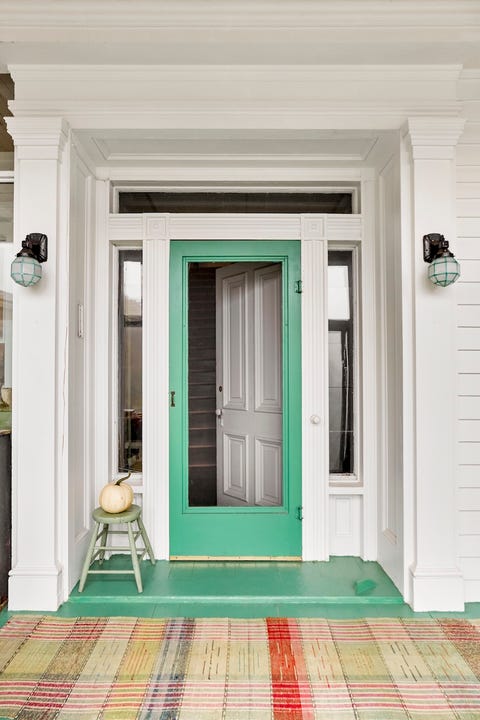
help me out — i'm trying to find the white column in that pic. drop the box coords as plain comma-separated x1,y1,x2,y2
7,117,69,610
404,117,465,611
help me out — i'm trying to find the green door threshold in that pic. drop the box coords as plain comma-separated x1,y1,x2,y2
69,556,403,607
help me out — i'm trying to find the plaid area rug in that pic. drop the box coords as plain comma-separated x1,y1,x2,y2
0,617,480,719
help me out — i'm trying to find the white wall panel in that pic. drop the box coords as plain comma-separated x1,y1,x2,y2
329,495,362,556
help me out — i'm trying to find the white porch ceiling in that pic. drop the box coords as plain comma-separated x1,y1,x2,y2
74,128,395,171
76,130,386,167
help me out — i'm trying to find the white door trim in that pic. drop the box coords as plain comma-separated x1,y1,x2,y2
107,211,364,560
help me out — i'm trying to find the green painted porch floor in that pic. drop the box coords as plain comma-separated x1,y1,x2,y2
69,556,403,607
2,557,480,624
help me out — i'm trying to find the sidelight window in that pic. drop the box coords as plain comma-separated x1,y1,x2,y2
328,250,356,478
118,250,143,473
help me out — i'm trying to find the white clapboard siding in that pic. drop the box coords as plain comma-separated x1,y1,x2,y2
458,421,480,442
457,350,480,373
457,305,480,327
458,375,480,395
456,106,480,594
456,283,480,304
457,327,480,349
456,183,480,199
456,238,480,260
458,396,480,420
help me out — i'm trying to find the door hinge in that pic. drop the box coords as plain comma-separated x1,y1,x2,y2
294,280,303,294
296,506,303,521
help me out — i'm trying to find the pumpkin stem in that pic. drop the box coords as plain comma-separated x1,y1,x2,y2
115,472,132,486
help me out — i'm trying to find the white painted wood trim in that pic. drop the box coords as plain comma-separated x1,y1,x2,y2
360,169,378,561
301,216,329,560
142,215,170,559
93,181,112,506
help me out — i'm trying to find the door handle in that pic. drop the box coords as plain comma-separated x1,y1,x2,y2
170,390,176,407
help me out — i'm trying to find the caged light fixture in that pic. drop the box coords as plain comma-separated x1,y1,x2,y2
11,233,48,287
423,233,461,287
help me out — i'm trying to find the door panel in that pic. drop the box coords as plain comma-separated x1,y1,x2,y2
216,262,282,508
254,265,282,412
169,240,302,559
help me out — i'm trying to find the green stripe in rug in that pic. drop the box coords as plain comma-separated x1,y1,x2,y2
1,616,480,719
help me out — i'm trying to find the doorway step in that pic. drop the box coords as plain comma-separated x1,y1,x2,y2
67,557,404,616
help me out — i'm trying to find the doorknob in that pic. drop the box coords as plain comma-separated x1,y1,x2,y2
215,409,222,417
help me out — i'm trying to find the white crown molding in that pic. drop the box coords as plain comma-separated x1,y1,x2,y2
0,1,479,29
8,101,462,135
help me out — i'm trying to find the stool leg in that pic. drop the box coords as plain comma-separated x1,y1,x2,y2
127,521,143,593
79,522,100,592
137,515,156,565
98,524,109,565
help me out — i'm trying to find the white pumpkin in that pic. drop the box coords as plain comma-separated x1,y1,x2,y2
99,473,134,513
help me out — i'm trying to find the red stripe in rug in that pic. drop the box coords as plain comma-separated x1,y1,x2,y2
267,618,314,720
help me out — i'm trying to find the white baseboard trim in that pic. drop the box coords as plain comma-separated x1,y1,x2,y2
8,566,64,611
409,565,464,612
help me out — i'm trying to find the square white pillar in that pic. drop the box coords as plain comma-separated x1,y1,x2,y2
403,117,465,611
6,117,69,610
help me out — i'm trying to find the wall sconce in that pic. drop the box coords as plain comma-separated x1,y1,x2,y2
11,233,48,287
423,233,461,287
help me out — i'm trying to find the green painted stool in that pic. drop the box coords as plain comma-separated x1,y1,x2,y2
79,504,155,593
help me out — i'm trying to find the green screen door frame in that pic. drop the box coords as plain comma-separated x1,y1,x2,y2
169,240,302,558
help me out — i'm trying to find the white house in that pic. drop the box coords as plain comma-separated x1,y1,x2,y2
0,0,479,612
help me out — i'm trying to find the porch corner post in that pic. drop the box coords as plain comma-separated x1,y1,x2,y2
404,117,465,611
6,116,69,610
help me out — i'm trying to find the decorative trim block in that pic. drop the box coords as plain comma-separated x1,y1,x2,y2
301,215,325,241
143,214,169,241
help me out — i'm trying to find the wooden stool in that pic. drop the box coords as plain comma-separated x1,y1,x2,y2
79,504,155,593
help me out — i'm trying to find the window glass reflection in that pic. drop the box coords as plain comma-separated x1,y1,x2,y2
118,251,142,472
328,251,354,475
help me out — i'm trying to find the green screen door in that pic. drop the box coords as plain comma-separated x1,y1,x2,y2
169,240,302,558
